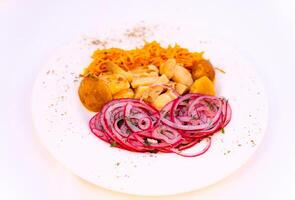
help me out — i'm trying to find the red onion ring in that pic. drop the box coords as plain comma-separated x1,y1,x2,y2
89,93,232,157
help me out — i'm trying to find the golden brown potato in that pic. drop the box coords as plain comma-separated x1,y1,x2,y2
131,76,159,88
190,76,216,96
175,83,189,95
154,74,170,85
146,86,164,103
147,64,159,72
166,89,178,99
105,61,133,82
166,81,176,88
159,58,176,79
78,77,112,112
172,65,193,87
130,64,159,78
192,60,215,81
134,86,150,99
133,72,159,78
99,74,130,94
153,91,177,110
113,88,134,99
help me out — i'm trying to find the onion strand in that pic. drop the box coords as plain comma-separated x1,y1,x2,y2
89,94,232,157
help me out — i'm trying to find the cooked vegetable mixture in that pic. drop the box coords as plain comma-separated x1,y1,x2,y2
79,41,216,112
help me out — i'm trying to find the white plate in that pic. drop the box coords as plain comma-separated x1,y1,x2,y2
31,23,268,196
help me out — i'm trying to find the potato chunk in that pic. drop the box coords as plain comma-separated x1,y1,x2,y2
192,60,215,81
154,74,170,85
172,65,193,87
113,88,134,99
159,58,176,79
105,61,133,82
166,89,178,99
190,76,215,96
134,86,150,99
153,91,177,110
99,74,130,95
78,77,112,112
175,83,188,95
146,86,164,103
131,76,159,88
166,81,176,88
131,64,159,78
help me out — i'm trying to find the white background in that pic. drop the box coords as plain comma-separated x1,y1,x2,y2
1,0,295,199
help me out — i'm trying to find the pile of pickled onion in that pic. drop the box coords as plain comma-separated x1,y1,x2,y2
89,93,231,157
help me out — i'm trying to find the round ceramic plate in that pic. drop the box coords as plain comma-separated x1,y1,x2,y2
32,23,268,196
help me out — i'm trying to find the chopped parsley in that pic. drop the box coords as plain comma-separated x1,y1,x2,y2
204,99,215,110
110,141,118,147
125,117,137,126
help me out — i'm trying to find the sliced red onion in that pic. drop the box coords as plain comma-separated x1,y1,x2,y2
89,93,232,157
170,138,211,157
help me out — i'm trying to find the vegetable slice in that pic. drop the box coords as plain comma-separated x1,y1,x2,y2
89,93,232,157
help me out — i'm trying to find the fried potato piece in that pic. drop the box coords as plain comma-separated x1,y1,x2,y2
134,86,150,99
131,64,159,78
154,74,170,85
190,76,215,96
175,83,189,95
166,81,176,88
192,60,215,81
159,58,176,79
146,86,164,103
99,74,130,95
105,61,133,82
131,76,159,88
172,65,193,87
153,91,177,110
78,77,112,112
113,88,134,99
166,89,178,99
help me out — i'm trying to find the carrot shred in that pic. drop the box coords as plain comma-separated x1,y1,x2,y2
84,41,204,75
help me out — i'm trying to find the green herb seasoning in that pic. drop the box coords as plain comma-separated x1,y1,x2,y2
204,99,214,110
110,141,118,147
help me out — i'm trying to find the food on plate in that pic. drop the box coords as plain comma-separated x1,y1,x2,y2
105,61,133,82
190,76,215,96
134,86,150,99
99,74,130,95
159,58,176,79
78,77,112,112
79,41,232,157
192,59,215,81
131,76,159,88
89,94,231,157
113,88,134,99
175,83,189,95
153,90,177,110
131,64,159,78
84,41,203,74
79,41,217,111
171,65,193,86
